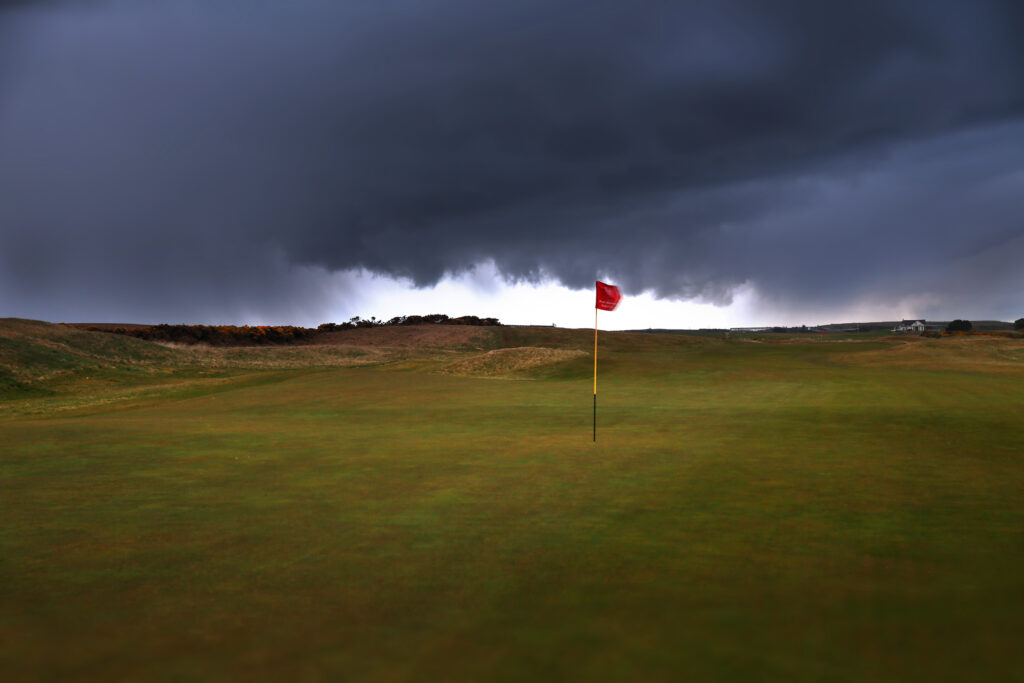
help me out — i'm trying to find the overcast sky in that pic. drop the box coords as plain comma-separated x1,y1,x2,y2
1,0,1022,328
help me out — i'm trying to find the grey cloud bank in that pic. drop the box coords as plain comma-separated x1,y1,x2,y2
1,0,1022,323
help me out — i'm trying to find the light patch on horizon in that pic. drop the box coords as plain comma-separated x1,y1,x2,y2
313,262,759,331
225,259,1007,331
314,261,1012,330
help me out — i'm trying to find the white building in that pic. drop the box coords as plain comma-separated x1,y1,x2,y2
893,319,925,333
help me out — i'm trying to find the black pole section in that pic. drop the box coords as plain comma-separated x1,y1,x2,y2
593,393,596,442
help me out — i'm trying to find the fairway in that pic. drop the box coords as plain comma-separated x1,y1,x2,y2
3,321,1024,681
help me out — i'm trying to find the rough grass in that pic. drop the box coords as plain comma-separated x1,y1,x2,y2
439,346,589,378
834,334,1024,372
0,320,449,417
0,318,182,381
2,320,1024,680
312,324,498,349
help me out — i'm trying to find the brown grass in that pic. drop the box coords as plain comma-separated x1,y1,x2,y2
152,343,391,369
311,325,497,348
834,335,1024,373
438,346,588,378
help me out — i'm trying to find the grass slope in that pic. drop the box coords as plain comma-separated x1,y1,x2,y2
0,320,418,417
2,322,1024,680
0,318,185,401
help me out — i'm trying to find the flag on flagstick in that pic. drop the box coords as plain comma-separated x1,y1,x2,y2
594,281,621,442
596,281,622,311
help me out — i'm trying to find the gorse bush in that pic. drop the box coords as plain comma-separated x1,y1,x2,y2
87,314,502,346
87,324,317,346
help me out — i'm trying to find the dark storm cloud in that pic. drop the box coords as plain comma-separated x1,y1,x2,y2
1,0,1023,322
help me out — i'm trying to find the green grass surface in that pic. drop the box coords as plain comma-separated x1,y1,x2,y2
2,321,1024,681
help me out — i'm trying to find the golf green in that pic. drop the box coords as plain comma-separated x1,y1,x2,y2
3,322,1024,680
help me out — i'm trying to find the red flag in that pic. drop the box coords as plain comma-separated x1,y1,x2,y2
596,281,621,311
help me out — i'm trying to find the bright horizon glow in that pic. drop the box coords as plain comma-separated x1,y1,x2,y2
229,260,954,330
42,258,985,329
328,268,761,331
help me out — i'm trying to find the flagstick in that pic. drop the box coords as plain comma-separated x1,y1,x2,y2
593,307,598,442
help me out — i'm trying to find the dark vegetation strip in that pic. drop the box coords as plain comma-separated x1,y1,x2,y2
66,314,502,346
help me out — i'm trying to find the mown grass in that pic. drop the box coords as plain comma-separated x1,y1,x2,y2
2,321,1024,681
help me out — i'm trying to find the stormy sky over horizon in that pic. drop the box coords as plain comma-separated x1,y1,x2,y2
1,0,1022,328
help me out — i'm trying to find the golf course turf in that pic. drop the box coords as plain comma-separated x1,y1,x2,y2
2,319,1023,680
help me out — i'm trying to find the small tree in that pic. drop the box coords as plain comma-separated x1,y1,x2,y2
946,319,972,332
1014,318,1024,330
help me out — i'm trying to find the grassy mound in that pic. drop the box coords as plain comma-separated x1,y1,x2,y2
0,319,182,397
0,319,407,416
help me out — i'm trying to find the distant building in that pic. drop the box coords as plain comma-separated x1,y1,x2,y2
893,319,926,333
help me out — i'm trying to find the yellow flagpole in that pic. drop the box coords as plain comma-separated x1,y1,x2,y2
593,307,598,442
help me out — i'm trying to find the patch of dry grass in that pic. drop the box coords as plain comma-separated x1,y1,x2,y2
312,324,497,348
833,335,1024,373
438,346,588,378
153,342,391,369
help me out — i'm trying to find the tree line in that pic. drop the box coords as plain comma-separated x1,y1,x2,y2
946,319,1024,332
316,314,500,331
